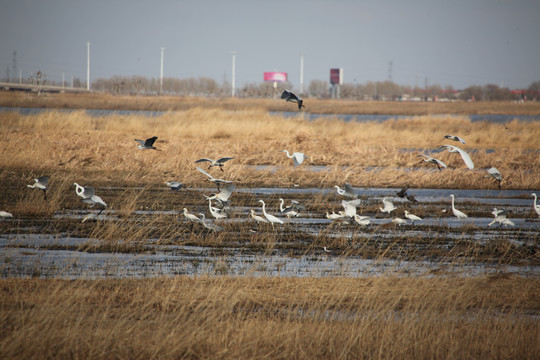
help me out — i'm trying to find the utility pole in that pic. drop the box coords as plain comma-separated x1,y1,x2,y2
160,47,165,95
11,51,17,83
86,41,90,91
300,53,304,94
231,51,236,97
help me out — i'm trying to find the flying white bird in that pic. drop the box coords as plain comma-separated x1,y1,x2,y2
134,136,159,150
27,175,50,200
417,154,447,171
196,166,233,190
73,183,107,213
282,150,307,167
449,194,468,218
258,199,284,228
335,183,358,199
195,157,235,172
341,199,361,218
204,184,235,205
444,134,466,144
404,210,422,225
488,209,515,227
379,197,397,214
485,167,502,188
439,144,474,169
280,89,305,110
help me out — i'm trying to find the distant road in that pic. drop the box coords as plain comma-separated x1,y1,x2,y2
0,81,89,94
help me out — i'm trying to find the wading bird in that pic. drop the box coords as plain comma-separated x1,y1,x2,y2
250,209,269,224
165,181,183,191
280,89,305,110
323,246,331,253
279,198,299,218
404,210,422,225
532,193,540,218
392,217,408,226
258,199,284,228
208,199,227,219
135,136,159,150
196,167,233,190
417,154,447,171
195,157,235,172
335,183,359,199
449,194,468,218
27,175,50,200
183,208,202,223
0,211,13,219
439,144,474,169
488,209,515,227
444,134,466,144
73,183,107,214
485,167,502,188
379,197,397,214
199,214,223,232
353,214,371,226
282,150,307,167
342,199,362,218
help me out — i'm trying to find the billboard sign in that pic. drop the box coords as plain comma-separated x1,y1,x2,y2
330,68,343,85
264,72,288,82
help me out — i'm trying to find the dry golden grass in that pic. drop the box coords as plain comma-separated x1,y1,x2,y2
0,276,538,359
1,107,539,190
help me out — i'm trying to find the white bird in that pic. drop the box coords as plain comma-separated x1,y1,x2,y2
342,199,361,218
404,210,422,224
82,194,107,209
449,194,468,218
0,211,13,218
81,213,98,223
488,210,515,227
135,136,159,150
353,214,371,226
196,166,233,189
250,209,269,224
323,246,331,253
379,197,397,214
199,213,223,232
73,183,107,213
334,183,358,199
208,199,227,219
258,199,284,228
183,208,202,223
439,144,474,169
204,184,235,205
165,181,183,191
282,150,307,167
392,217,408,226
532,193,540,218
325,211,345,220
444,134,466,144
279,198,299,218
195,157,235,172
280,89,305,110
484,167,502,188
417,154,447,171
491,208,505,217
27,175,50,199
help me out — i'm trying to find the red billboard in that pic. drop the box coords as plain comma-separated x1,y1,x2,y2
330,68,343,85
264,72,288,82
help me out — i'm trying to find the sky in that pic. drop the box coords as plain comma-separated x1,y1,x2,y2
1,0,539,91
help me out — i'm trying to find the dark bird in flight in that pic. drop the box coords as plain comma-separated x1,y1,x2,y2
135,136,159,150
281,89,305,110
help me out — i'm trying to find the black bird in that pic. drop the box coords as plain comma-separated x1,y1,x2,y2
280,89,305,110
135,136,159,150
396,185,409,198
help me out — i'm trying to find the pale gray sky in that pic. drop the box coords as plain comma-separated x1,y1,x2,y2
1,0,539,90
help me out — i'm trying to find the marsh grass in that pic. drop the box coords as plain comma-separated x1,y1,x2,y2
0,276,538,359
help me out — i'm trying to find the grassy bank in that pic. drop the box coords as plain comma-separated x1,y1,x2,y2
1,276,538,359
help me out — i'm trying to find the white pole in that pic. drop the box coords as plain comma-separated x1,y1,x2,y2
160,47,165,95
86,41,90,91
62,72,65,88
231,51,236,97
300,53,304,94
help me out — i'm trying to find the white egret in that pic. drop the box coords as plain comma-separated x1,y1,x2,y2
484,167,502,188
195,157,235,172
417,154,447,171
392,217,408,226
183,208,201,223
439,144,474,169
258,199,284,228
404,210,422,225
208,199,227,219
0,211,13,218
449,194,468,218
335,183,358,199
165,181,183,191
532,193,540,218
353,214,371,226
199,214,223,232
279,198,299,218
195,166,233,190
134,136,159,150
27,175,50,200
444,134,466,144
379,198,397,214
342,199,361,218
325,211,345,220
282,150,307,167
323,246,331,253
73,183,106,213
280,89,305,110
491,208,504,217
204,184,235,205
250,209,269,224
488,210,515,227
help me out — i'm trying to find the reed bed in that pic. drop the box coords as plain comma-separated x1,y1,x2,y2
0,276,538,359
